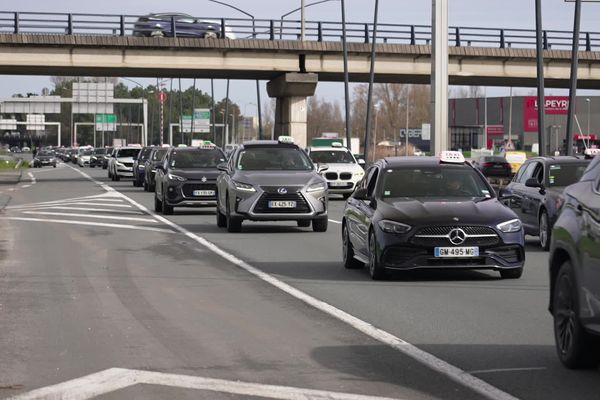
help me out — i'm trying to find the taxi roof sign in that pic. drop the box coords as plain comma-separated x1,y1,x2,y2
177,144,188,147
278,136,294,144
331,142,343,147
584,148,600,158
439,151,465,164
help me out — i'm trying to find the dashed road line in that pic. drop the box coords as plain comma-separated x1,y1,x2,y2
65,162,519,400
21,211,158,223
11,206,146,215
3,217,174,234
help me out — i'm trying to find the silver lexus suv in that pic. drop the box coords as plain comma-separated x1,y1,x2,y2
215,137,329,233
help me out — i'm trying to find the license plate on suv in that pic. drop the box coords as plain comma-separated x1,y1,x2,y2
434,247,479,257
329,181,347,187
193,190,215,197
268,201,296,208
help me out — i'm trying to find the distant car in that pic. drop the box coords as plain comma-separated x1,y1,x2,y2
306,144,365,199
9,146,21,153
90,147,108,168
133,146,154,187
549,154,600,369
32,150,57,168
154,143,226,215
108,147,142,181
215,136,329,233
473,155,512,178
342,152,525,280
133,13,236,39
143,147,169,192
501,156,590,250
77,148,93,167
21,146,31,152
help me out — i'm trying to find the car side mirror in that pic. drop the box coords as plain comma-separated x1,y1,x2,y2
498,188,513,200
354,188,369,200
317,163,329,173
358,159,366,166
217,162,229,172
525,178,542,188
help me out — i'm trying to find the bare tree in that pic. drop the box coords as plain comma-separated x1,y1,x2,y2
307,95,344,141
450,85,483,98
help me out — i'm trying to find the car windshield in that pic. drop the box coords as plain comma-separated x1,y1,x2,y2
94,148,106,155
82,150,93,156
547,163,588,187
237,147,314,171
38,151,53,156
382,166,492,198
117,149,141,158
152,149,168,161
310,150,355,164
170,149,225,168
140,147,153,160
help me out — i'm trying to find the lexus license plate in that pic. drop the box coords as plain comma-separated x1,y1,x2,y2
268,201,296,208
193,190,215,197
434,247,479,257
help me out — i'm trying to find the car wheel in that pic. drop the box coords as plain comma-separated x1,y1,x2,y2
143,181,148,192
342,193,351,200
149,183,155,192
297,220,311,228
203,30,218,39
343,223,363,269
226,195,242,233
312,217,328,232
102,165,107,170
90,164,95,168
162,192,173,215
539,210,551,251
151,29,165,37
154,192,163,212
216,203,227,228
553,261,599,368
368,230,387,280
114,174,120,181
499,267,523,279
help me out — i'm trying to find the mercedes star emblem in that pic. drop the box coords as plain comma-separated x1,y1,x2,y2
277,187,288,195
448,228,467,245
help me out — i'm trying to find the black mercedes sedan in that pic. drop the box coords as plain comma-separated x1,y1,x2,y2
342,152,525,280
501,156,590,250
549,154,600,369
154,144,226,215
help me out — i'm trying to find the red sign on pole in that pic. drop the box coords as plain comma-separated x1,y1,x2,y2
158,92,167,103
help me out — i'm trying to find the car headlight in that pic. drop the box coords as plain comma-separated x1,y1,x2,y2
378,220,412,234
167,173,186,182
116,161,124,167
496,219,522,233
306,182,327,192
138,164,145,169
233,180,256,192
353,170,365,178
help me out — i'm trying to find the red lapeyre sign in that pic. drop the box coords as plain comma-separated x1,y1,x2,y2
523,96,569,132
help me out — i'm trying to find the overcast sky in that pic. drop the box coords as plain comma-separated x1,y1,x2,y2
1,0,599,116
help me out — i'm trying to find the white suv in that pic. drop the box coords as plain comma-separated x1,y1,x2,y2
307,144,365,199
108,147,142,181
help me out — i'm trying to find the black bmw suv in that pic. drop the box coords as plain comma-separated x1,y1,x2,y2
549,154,600,369
342,152,525,280
154,145,226,215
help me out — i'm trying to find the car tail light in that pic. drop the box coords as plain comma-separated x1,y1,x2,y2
482,163,494,167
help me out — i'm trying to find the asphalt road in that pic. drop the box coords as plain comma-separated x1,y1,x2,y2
0,162,598,400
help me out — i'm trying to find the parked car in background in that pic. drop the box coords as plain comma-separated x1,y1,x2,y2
501,156,590,250
32,150,57,168
9,146,21,153
549,154,600,368
143,147,169,192
108,147,142,181
133,13,236,39
21,146,31,152
133,146,154,187
473,155,512,178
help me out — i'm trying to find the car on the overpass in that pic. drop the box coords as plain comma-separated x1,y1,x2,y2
32,150,57,168
342,152,525,280
306,143,365,199
549,153,600,369
143,147,169,192
133,146,154,187
500,156,590,250
108,146,142,181
215,136,329,233
132,13,236,39
154,143,226,215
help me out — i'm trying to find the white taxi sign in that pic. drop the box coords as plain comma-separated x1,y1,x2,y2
331,142,343,147
584,148,600,158
278,136,294,144
439,151,465,164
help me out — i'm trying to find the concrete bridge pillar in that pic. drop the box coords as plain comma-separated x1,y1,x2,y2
267,73,318,148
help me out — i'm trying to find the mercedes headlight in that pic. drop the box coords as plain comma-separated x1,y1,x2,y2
378,220,412,234
233,180,255,192
306,182,327,192
167,173,186,181
496,219,522,233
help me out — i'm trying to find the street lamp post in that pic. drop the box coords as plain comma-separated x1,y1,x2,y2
280,0,340,39
586,98,591,137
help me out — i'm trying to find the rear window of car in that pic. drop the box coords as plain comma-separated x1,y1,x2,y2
547,163,589,187
483,156,507,163
94,148,107,155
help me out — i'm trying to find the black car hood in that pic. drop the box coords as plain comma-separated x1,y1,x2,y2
379,197,517,226
170,168,220,181
233,170,323,186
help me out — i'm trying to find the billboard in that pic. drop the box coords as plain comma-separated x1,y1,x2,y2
524,96,569,132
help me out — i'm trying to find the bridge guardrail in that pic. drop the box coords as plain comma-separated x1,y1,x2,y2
0,11,599,51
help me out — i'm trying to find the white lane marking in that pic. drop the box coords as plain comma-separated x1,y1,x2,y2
20,185,31,188
21,211,158,223
2,217,174,234
329,219,342,224
59,202,132,208
8,367,402,400
468,367,547,375
66,166,519,400
12,206,145,215
7,188,14,192
27,172,36,184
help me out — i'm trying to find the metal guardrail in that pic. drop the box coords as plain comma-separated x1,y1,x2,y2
0,11,599,51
